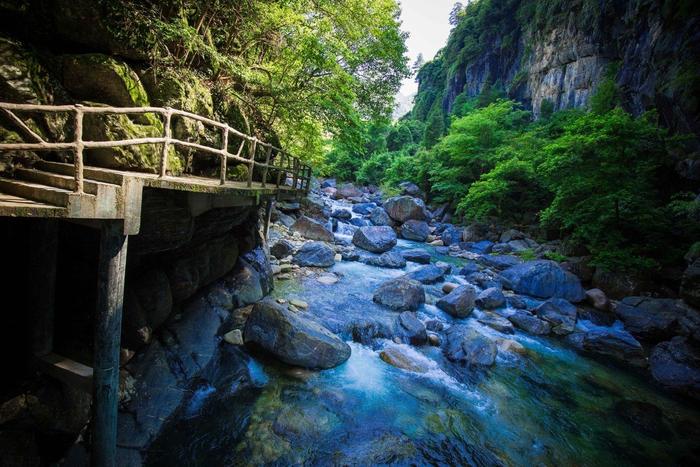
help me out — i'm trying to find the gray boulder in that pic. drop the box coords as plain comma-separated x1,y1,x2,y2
534,298,577,335
352,202,377,215
293,241,335,268
397,312,428,345
270,239,294,259
405,264,445,284
477,312,514,334
476,287,506,309
399,181,422,197
352,226,397,253
500,260,586,302
441,225,463,246
369,207,394,226
331,209,352,220
649,336,700,400
444,326,497,366
507,310,551,335
566,328,646,368
360,251,406,269
383,196,428,223
479,255,522,271
401,220,430,242
401,249,431,264
291,215,334,242
244,300,351,369
373,277,426,311
615,297,686,343
436,285,477,318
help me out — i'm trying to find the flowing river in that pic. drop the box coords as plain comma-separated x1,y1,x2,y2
144,201,700,466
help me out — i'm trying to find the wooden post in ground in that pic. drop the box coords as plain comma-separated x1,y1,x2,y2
30,219,58,356
92,220,128,467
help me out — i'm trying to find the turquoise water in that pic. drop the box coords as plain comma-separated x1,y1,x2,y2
146,239,700,466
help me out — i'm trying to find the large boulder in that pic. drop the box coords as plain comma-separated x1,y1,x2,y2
359,250,406,269
400,220,430,242
369,207,394,226
373,277,425,311
383,196,428,223
681,259,700,308
440,225,463,246
477,312,515,334
293,241,335,268
380,346,430,373
270,239,294,259
475,287,506,310
500,260,586,302
649,337,700,400
614,297,686,343
352,202,377,215
507,310,551,335
397,312,428,345
566,329,646,368
335,183,363,199
444,326,497,366
592,269,645,299
244,300,350,369
534,298,577,335
436,285,477,318
479,255,522,271
352,226,397,253
401,249,431,264
291,216,334,242
405,264,445,284
399,181,422,197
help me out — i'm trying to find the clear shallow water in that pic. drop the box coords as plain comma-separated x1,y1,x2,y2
146,239,700,467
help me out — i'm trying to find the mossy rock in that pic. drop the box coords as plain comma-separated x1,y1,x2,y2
82,108,183,174
60,54,149,108
0,36,54,104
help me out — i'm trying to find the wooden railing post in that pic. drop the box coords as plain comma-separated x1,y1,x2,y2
261,146,272,188
74,105,84,194
220,126,229,186
160,108,172,177
276,153,284,188
247,138,257,188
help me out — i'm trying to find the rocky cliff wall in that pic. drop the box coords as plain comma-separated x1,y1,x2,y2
424,0,699,136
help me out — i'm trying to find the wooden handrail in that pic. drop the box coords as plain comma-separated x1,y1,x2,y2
0,102,311,195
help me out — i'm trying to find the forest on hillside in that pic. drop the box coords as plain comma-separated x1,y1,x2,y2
323,0,700,275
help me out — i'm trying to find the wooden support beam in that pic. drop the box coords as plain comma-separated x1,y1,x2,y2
92,221,128,467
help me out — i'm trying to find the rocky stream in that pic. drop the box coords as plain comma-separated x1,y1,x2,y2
139,182,700,466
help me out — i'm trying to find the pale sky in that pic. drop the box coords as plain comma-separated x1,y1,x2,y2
398,0,457,96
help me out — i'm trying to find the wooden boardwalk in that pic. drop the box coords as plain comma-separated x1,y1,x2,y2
0,102,310,467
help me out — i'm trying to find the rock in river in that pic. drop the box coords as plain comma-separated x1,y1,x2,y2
405,264,445,284
614,297,686,343
401,220,430,242
243,299,351,369
436,284,477,318
444,325,497,366
401,248,431,264
649,336,700,400
380,346,430,373
565,328,646,368
383,196,428,223
270,239,294,259
397,311,428,345
291,215,334,242
534,298,577,335
359,250,406,269
352,225,397,253
507,310,551,335
475,287,506,309
293,241,335,268
369,206,394,226
373,277,425,311
500,260,586,302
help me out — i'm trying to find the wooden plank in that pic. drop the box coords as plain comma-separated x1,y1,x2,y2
92,221,128,467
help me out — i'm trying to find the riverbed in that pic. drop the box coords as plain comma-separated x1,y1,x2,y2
144,236,700,466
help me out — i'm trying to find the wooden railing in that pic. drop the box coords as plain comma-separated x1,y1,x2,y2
0,102,312,195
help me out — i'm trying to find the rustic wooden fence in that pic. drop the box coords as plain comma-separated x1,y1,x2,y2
0,102,312,195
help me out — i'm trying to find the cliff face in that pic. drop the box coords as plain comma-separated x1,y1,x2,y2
421,0,699,136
